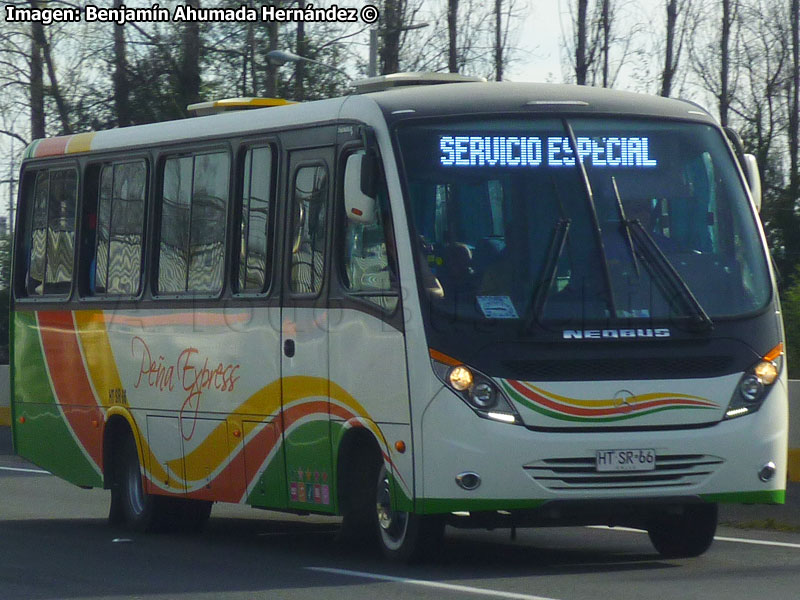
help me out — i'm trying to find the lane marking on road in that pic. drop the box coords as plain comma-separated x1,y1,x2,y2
306,567,561,600
714,536,800,550
589,526,800,550
0,466,50,474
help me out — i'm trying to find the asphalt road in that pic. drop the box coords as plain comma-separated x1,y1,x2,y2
4,426,800,600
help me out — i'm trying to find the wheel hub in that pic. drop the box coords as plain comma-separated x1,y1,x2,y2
375,464,409,550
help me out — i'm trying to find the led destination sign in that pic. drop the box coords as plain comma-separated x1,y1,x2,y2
439,135,658,168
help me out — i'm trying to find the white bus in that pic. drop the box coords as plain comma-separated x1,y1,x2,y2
11,74,785,562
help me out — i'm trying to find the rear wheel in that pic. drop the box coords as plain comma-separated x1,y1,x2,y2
647,503,718,558
109,432,211,533
110,431,163,532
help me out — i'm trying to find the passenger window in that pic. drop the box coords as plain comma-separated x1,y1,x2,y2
93,161,146,295
158,151,230,294
341,152,398,311
238,146,274,293
290,165,328,295
25,168,77,296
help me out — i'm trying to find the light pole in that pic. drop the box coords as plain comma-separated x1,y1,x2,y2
266,50,351,81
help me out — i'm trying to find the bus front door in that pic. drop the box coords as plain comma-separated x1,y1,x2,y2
281,147,335,512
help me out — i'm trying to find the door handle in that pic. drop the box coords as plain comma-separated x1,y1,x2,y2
284,339,295,357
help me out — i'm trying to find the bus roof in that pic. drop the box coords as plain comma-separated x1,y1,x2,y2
22,81,716,161
365,81,716,126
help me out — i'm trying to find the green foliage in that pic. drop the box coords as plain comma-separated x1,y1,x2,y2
781,265,800,377
0,234,10,364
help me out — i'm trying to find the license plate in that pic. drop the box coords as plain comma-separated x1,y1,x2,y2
596,448,656,472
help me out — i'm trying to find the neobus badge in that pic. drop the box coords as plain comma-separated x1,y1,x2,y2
562,328,671,340
439,135,658,168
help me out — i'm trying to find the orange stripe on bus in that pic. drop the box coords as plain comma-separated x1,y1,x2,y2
105,312,252,328
429,348,461,366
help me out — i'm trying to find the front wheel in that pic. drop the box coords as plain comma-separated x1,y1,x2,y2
647,503,718,558
373,462,444,562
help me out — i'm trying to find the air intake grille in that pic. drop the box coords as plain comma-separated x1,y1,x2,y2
524,454,724,492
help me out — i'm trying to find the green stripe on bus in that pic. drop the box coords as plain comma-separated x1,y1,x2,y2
701,489,785,504
12,311,103,487
23,140,40,160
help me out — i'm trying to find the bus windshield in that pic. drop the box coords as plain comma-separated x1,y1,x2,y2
397,118,770,330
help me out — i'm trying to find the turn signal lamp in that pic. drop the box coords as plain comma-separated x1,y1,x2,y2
725,343,783,419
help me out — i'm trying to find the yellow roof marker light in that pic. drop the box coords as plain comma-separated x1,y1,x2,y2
186,97,297,117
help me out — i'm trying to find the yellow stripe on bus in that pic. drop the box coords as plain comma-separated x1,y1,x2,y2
74,311,124,407
74,311,176,490
176,377,380,484
66,132,96,154
73,309,383,491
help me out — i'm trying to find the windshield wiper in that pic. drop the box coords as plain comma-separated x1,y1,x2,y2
564,120,617,318
525,218,571,329
611,176,640,277
626,220,714,331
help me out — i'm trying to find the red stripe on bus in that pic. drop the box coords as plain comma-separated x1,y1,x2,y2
38,311,104,469
506,379,714,418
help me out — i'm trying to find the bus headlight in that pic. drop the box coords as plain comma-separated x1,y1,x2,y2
431,357,522,425
449,366,474,391
725,343,783,419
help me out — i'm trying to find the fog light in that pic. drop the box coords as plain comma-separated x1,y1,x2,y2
759,461,776,482
455,471,481,490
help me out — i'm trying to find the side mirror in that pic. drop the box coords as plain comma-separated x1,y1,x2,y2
742,153,762,212
344,152,377,224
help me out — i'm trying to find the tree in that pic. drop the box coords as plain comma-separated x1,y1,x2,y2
448,0,459,73
789,0,800,222
659,0,697,97
781,264,800,376
566,0,631,88
494,0,503,80
574,0,592,85
719,0,735,126
177,0,202,114
598,0,611,87
0,234,11,364
29,18,45,140
381,0,405,74
113,0,131,127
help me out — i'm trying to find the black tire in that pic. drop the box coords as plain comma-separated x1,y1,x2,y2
371,458,444,563
110,431,164,532
110,432,212,533
338,449,376,546
647,503,718,558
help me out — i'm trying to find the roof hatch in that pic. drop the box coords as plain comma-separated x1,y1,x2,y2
186,97,296,117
